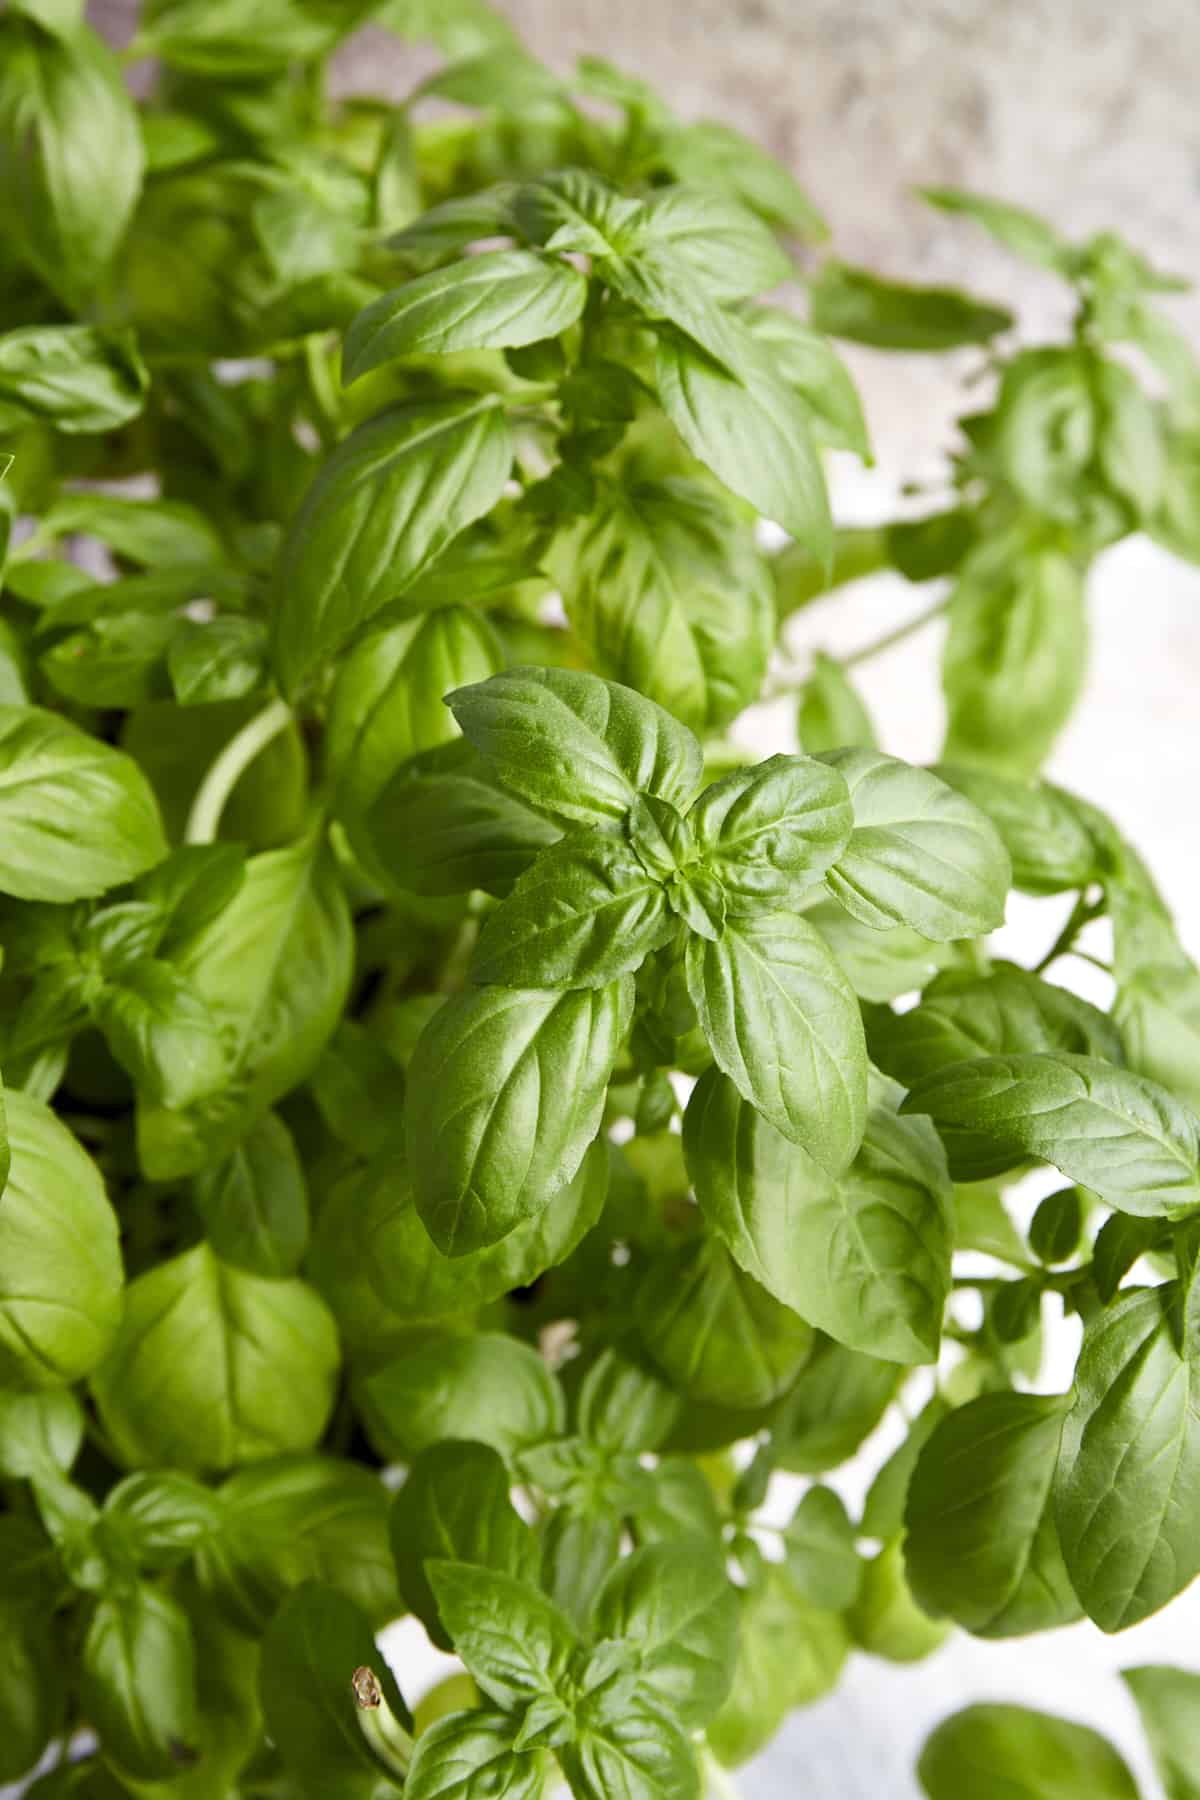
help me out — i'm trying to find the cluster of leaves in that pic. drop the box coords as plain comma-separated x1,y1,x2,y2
2,0,1200,1795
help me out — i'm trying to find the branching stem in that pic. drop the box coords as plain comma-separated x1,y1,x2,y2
185,697,292,845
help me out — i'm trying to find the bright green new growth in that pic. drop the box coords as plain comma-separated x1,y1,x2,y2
0,1,1199,1795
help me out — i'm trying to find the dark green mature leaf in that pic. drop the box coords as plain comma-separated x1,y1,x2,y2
0,1087,123,1388
257,1582,408,1800
707,1568,847,1769
344,250,587,379
903,1053,1200,1216
550,478,774,735
918,1704,1139,1800
0,325,149,434
82,1584,196,1780
448,666,703,828
655,324,832,562
819,749,1010,939
471,832,673,989
811,261,1012,349
406,976,633,1254
91,1244,339,1473
636,1236,813,1410
0,706,166,902
405,1710,543,1800
905,1391,1081,1636
685,1067,952,1363
271,397,512,697
192,1110,308,1278
0,13,143,308
1055,1281,1200,1631
1122,1664,1200,1800
933,765,1101,895
686,906,866,1169
589,1535,737,1726
688,754,852,901
564,1694,700,1800
361,1333,564,1465
390,1441,539,1651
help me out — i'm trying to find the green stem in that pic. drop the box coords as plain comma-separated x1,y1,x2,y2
185,697,291,845
1032,892,1103,975
842,593,954,669
351,1668,413,1780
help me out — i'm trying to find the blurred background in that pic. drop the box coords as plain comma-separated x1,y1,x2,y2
80,4,1200,1794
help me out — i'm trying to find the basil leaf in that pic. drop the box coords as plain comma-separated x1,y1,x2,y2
257,1582,408,1800
847,1537,947,1664
902,1053,1200,1217
90,1244,339,1473
0,1386,83,1479
781,1486,862,1610
636,1236,813,1410
0,706,166,902
366,745,561,898
271,397,512,697
811,261,1012,349
638,187,791,301
688,754,852,900
168,616,267,706
661,118,826,236
92,962,229,1110
1121,1664,1200,1800
192,1110,308,1278
0,1087,123,1388
993,348,1096,521
740,308,870,457
563,1695,700,1800
773,1336,900,1474
805,900,955,1004
1111,883,1200,1115
550,478,774,734
0,324,149,434
405,1711,542,1800
81,1584,197,1781
344,250,587,379
99,1472,221,1570
364,1135,606,1323
406,977,633,1254
0,14,143,308
918,1704,1139,1800
920,187,1068,270
589,1535,737,1727
655,323,832,564
797,652,878,754
685,908,867,1171
429,1561,576,1723
0,1542,61,1784
905,1391,1082,1636
449,665,703,828
575,1345,679,1454
819,748,1011,939
390,1441,539,1652
933,764,1101,895
360,1332,564,1464
1095,354,1167,519
707,1568,847,1769
1055,1281,1200,1630
141,0,379,74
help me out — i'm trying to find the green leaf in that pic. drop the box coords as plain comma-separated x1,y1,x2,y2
688,754,852,901
920,187,1068,270
81,1584,196,1781
360,1332,564,1465
0,1532,61,1783
429,1562,576,1715
637,186,792,301
707,1568,847,1769
90,1244,339,1473
846,1537,947,1663
140,0,379,74
168,615,267,706
257,1582,408,1799
819,748,1011,939
270,397,512,697
390,1441,539,1652
406,977,633,1254
590,1536,736,1726
344,250,587,380
192,1109,308,1278
92,962,229,1110
918,1704,1139,1800
405,1710,543,1800
549,478,774,735
739,308,870,457
773,1336,901,1474
195,1456,398,1635
0,324,149,434
99,1472,221,1570
0,14,143,308
797,652,878,754
685,907,866,1171
782,1485,862,1610
805,900,955,1004
1111,882,1200,1115
992,348,1095,521
933,765,1101,896
811,261,1012,349
1121,1664,1200,1800
448,666,703,829
943,543,1087,775
1054,1281,1200,1630
904,1390,1082,1636
0,1087,123,1388
364,1135,607,1323
692,1067,952,1363
636,1236,813,1410
902,1053,1200,1217
655,323,832,563
32,490,218,567
471,832,673,989
0,1386,83,1479
563,1694,700,1800
0,706,166,902
1094,354,1166,519
661,119,826,237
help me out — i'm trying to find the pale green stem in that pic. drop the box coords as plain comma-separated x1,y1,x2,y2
185,697,291,845
351,1667,414,1781
703,1749,742,1800
842,592,954,670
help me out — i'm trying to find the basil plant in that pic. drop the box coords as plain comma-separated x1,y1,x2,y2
1,2,1199,1796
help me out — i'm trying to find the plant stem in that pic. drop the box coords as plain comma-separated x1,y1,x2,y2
351,1667,413,1780
185,697,291,845
842,594,954,669
703,1749,742,1800
1032,892,1103,975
